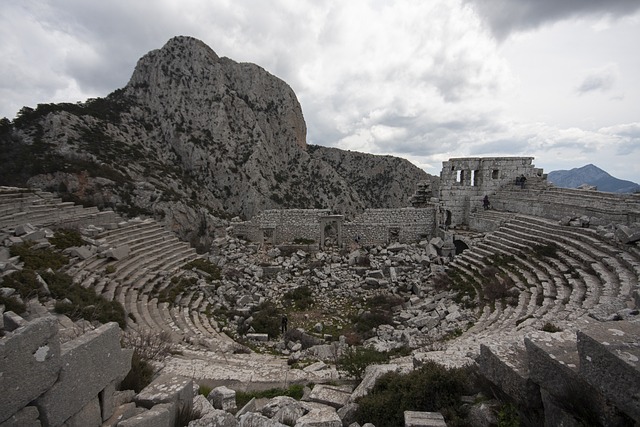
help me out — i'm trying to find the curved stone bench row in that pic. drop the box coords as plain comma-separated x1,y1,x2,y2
448,214,639,340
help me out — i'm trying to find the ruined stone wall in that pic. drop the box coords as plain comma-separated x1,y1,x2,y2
233,207,435,246
0,315,132,426
439,157,543,227
343,208,435,246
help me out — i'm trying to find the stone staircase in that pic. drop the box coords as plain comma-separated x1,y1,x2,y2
0,186,119,230
444,211,639,347
1,187,228,349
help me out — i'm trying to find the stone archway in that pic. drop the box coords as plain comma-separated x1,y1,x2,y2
453,239,469,255
319,215,343,248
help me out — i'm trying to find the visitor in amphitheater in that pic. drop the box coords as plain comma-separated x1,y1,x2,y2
483,195,490,210
281,314,288,334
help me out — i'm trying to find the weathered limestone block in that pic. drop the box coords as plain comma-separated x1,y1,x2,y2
106,244,130,260
578,321,640,421
35,322,132,427
615,225,640,244
404,411,447,427
238,412,286,426
2,310,27,331
189,395,237,427
336,402,358,426
135,374,194,416
539,389,582,427
261,396,306,421
0,317,60,424
100,380,118,422
14,223,35,236
101,403,141,427
294,406,341,427
525,332,624,426
0,406,40,427
64,396,101,427
349,364,401,402
477,343,543,425
208,385,237,413
307,385,352,409
67,246,93,260
247,333,269,341
235,397,256,418
118,403,172,427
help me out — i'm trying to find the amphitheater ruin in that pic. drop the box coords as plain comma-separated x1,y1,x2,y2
1,156,639,426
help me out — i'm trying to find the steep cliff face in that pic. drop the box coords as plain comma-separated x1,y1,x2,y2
0,36,432,249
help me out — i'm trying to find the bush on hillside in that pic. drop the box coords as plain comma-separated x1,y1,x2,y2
355,361,472,427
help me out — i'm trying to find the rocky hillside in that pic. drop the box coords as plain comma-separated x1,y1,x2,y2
0,36,431,250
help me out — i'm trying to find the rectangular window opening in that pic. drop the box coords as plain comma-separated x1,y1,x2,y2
492,169,499,179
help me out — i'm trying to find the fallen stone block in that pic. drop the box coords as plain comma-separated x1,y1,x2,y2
246,333,269,341
337,402,359,426
0,316,60,424
350,364,401,402
477,343,543,425
106,244,130,260
64,396,102,427
2,311,27,332
238,412,285,426
23,230,47,241
208,385,237,413
525,331,625,426
67,246,93,260
404,410,447,427
307,384,352,409
0,405,40,427
578,320,640,421
14,223,35,236
101,403,142,427
35,322,132,427
119,403,172,427
295,406,341,427
135,374,193,414
615,225,640,244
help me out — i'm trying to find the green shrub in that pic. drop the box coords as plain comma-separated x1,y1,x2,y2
249,302,281,338
120,350,153,392
198,384,213,397
175,402,202,427
336,346,389,381
283,286,314,310
50,229,84,250
236,384,304,410
105,265,116,274
497,403,520,427
0,294,26,314
3,270,45,299
541,322,562,333
184,259,221,280
44,270,126,328
10,242,68,270
355,361,471,427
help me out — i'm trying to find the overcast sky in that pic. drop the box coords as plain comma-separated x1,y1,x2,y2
2,0,639,182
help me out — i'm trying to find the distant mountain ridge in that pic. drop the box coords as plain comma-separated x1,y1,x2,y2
547,164,640,193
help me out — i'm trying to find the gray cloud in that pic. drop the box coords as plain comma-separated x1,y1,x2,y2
465,0,640,40
0,1,639,182
576,64,619,94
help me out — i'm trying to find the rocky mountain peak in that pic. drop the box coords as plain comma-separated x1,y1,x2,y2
0,36,432,251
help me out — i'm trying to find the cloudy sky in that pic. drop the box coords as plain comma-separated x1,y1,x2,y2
2,0,639,182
